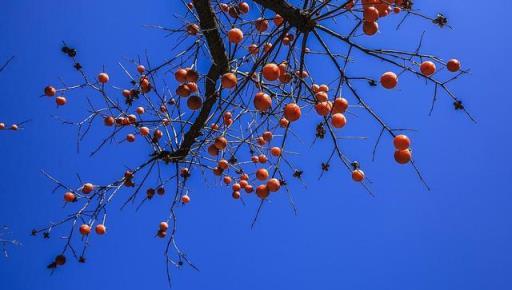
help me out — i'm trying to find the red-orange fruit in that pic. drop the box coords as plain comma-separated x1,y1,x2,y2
266,178,281,192
394,149,412,164
393,134,410,150
44,86,56,97
139,127,150,136
228,28,244,44
352,169,365,182
82,183,94,194
214,136,228,150
254,92,272,112
221,73,237,88
332,97,349,113
182,195,191,204
127,134,136,142
258,154,268,163
364,6,380,22
56,96,67,106
95,224,107,235
447,59,461,72
79,224,91,235
98,73,109,83
159,222,169,231
238,2,249,13
380,72,398,89
255,18,269,32
64,192,76,202
187,95,203,110
315,101,332,116
420,61,436,76
218,159,229,170
175,68,188,83
223,176,232,185
262,63,280,81
331,113,347,128
262,131,273,142
273,14,284,26
363,21,379,36
284,103,301,122
256,168,269,181
256,185,269,199
137,65,145,73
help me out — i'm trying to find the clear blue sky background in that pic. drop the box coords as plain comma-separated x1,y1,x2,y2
1,1,511,289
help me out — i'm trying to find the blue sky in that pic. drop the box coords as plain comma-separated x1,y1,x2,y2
1,1,512,289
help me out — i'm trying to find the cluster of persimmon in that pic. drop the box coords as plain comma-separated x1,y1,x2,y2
0,122,19,130
380,58,460,90
355,0,411,36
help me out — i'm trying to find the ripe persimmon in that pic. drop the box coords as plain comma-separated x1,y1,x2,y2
256,168,269,181
175,68,188,83
420,61,436,76
218,159,229,170
64,192,76,202
262,63,280,81
136,106,145,114
271,147,281,157
363,21,378,36
10,124,18,131
176,84,191,97
82,183,94,194
79,224,91,235
223,176,232,185
447,59,461,72
332,97,349,114
352,169,365,182
245,184,254,193
331,113,347,128
315,101,332,116
394,149,412,164
186,68,199,82
364,6,380,22
228,28,244,44
393,134,410,150
221,73,237,88
258,154,268,163
159,222,169,231
0,123,5,130
274,14,284,26
279,118,289,128
56,96,67,106
98,73,109,83
262,131,273,142
186,23,200,35
256,185,269,199
284,103,301,122
95,224,106,235
257,136,266,146
255,18,269,32
214,136,228,150
315,91,328,102
104,116,115,126
187,95,203,110
232,183,241,191
380,72,398,89
254,92,272,112
44,86,56,97
127,134,136,142
139,127,150,136
182,195,191,204
137,65,145,73
267,178,280,192
238,2,249,13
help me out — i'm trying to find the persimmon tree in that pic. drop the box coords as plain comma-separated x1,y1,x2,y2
34,0,473,283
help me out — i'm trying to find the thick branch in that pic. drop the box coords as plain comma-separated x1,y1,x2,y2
171,0,229,159
252,0,315,32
